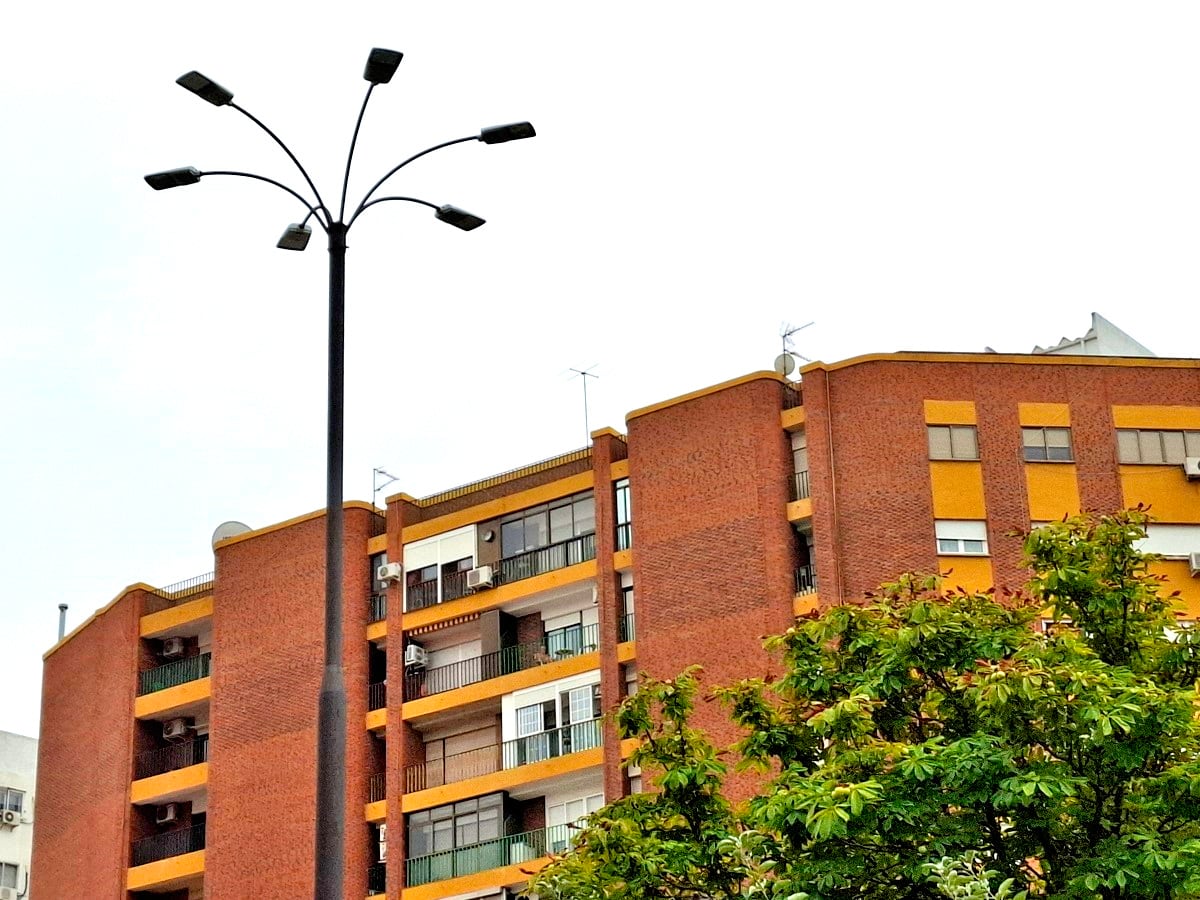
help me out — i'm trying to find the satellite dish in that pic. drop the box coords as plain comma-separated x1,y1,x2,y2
212,520,252,548
774,353,797,377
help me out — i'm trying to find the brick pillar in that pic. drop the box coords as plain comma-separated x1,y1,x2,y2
591,429,627,801
385,494,421,896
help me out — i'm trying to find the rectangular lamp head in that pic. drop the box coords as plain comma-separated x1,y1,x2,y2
436,205,486,231
364,48,403,84
480,122,536,144
176,71,234,106
144,167,202,190
276,224,313,251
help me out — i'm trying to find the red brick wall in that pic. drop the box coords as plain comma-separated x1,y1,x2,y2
627,375,795,795
809,358,1200,601
206,506,373,899
32,590,143,899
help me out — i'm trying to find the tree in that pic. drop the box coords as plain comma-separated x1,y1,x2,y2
527,511,1200,899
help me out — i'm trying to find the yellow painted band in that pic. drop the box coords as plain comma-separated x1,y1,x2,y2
126,849,205,890
402,747,603,813
804,351,1200,375
625,371,785,423
134,677,212,720
924,400,977,425
130,762,208,805
1018,402,1071,427
140,596,213,638
1112,405,1200,429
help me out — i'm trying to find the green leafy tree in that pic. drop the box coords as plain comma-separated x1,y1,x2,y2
528,511,1200,899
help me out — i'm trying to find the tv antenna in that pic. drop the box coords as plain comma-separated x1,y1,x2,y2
775,321,814,379
373,467,400,512
568,365,600,445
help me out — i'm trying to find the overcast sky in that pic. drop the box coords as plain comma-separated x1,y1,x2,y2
2,3,1198,738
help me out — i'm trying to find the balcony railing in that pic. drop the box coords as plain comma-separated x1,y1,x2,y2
134,735,210,780
620,612,635,643
615,522,632,552
368,681,387,711
368,861,386,895
138,653,211,696
368,772,386,803
404,623,599,701
443,569,470,602
405,719,602,793
783,383,803,410
789,470,811,502
143,572,215,614
131,822,206,867
497,532,596,586
406,823,574,887
369,592,387,623
795,565,817,595
407,579,439,612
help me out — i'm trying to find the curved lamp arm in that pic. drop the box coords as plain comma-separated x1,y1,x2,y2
229,103,332,227
339,84,376,223
347,195,439,229
352,135,478,220
201,170,329,229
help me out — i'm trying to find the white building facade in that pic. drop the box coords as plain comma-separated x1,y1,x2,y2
0,732,37,899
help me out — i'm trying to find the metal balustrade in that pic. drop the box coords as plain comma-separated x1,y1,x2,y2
496,532,596,586
795,565,817,595
783,383,803,409
404,718,603,793
369,592,387,622
789,470,811,501
137,653,211,696
367,862,386,895
404,624,599,701
368,681,387,711
442,569,470,602
616,522,632,551
143,572,215,614
407,579,439,611
406,823,574,887
131,822,206,867
368,772,386,803
620,612,636,643
134,735,209,780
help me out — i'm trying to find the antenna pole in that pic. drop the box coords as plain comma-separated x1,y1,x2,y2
569,367,599,445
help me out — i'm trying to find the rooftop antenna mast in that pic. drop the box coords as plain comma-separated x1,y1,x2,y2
775,321,814,380
569,365,599,445
373,467,400,513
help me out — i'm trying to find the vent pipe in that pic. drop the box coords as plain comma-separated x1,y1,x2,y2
57,603,68,641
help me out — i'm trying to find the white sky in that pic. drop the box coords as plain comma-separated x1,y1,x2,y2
2,2,1198,738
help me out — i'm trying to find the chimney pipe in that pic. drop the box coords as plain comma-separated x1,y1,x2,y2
57,604,68,641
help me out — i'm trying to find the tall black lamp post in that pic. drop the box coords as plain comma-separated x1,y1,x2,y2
145,48,535,899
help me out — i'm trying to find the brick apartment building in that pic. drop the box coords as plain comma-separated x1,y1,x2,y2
31,338,1200,899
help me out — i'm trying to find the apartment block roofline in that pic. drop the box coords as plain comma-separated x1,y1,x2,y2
801,350,1200,376
625,371,786,423
211,499,378,551
44,580,159,660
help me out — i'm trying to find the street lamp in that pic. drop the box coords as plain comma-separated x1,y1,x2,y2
146,49,535,900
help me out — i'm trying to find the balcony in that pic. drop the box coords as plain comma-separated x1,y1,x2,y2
138,653,211,696
795,564,817,595
405,570,472,613
131,822,206,867
143,572,215,615
368,861,386,895
369,772,386,804
404,624,599,701
369,681,387,711
616,522,632,552
783,383,803,410
369,592,387,623
789,470,811,502
497,533,596,586
406,822,573,887
405,718,602,793
135,736,209,780
619,612,635,643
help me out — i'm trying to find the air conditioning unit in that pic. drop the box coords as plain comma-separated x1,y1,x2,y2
404,644,428,668
162,718,191,741
161,636,186,659
1190,552,1200,577
376,562,404,583
466,565,494,590
0,885,16,900
0,809,18,827
1185,457,1200,480
156,803,179,825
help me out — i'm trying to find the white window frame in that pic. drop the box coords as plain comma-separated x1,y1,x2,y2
927,425,979,461
1022,426,1073,462
935,520,989,556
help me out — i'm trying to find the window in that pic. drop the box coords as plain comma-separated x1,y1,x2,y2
407,793,504,857
369,552,387,594
0,789,21,813
0,863,16,890
500,492,595,558
615,479,632,551
935,520,989,556
1022,427,1073,461
1117,429,1200,464
928,425,979,460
